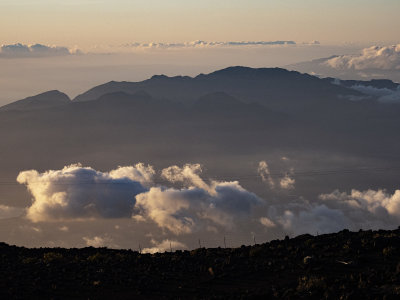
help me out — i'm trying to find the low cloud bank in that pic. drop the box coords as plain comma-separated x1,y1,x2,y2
17,163,263,234
123,40,296,50
349,85,400,103
319,189,400,221
0,43,82,58
17,163,400,240
260,188,400,236
325,44,400,71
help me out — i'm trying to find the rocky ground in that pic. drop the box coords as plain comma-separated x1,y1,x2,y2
1,228,400,299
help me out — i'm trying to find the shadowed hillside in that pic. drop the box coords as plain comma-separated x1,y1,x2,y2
1,228,400,299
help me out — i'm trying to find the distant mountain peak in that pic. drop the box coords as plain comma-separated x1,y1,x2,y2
0,90,70,112
203,66,301,80
150,74,192,81
68,66,364,105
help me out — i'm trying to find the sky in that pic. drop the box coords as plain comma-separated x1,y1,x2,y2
1,0,399,48
0,0,399,105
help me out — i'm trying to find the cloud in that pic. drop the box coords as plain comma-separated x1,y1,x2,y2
0,43,82,58
123,40,296,50
135,180,263,235
17,163,263,234
83,235,117,248
302,40,321,45
257,161,275,189
280,168,295,190
0,204,25,219
161,164,213,194
17,163,400,243
259,217,276,228
325,44,400,70
348,85,400,103
258,161,296,190
261,188,400,236
59,226,69,232
319,189,400,220
17,163,148,222
142,239,187,254
109,163,155,186
276,204,350,235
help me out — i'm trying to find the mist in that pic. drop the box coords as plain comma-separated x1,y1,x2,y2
0,43,362,106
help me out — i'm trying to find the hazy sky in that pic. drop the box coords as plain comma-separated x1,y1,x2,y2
0,1,399,105
1,0,399,47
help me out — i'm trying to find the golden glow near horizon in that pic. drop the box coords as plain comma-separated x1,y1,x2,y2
0,0,399,48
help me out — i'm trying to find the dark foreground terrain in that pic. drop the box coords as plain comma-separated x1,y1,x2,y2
1,228,400,299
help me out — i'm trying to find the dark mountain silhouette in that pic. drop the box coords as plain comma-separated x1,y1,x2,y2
1,228,400,299
194,92,243,109
72,67,365,112
0,90,70,112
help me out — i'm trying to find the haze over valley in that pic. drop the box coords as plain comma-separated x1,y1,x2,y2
1,66,400,250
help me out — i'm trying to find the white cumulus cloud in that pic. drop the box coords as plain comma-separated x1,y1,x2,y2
17,163,263,236
319,189,400,220
325,44,400,70
17,163,148,222
135,181,263,235
161,164,212,193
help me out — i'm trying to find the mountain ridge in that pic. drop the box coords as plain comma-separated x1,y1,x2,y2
0,90,70,112
71,66,364,106
2,66,400,114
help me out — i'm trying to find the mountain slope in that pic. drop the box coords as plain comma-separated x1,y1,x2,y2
72,67,364,113
0,90,70,112
1,228,400,299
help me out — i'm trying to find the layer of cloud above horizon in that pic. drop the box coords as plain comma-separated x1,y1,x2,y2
0,40,318,59
16,163,400,241
122,40,297,50
0,43,82,58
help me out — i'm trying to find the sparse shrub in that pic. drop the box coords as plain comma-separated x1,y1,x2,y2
249,246,263,257
383,246,396,257
87,252,107,263
43,252,63,263
297,275,327,292
190,248,204,256
21,257,37,264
